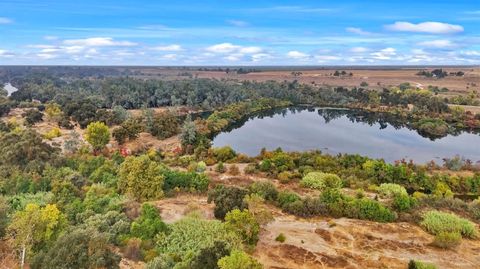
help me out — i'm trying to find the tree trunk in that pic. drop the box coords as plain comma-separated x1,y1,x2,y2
20,245,26,269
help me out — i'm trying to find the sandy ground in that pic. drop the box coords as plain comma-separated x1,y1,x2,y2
153,194,215,223
253,215,480,269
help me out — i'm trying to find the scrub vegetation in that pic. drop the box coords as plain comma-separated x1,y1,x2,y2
0,67,480,269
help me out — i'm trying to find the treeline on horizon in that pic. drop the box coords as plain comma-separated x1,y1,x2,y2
1,73,480,139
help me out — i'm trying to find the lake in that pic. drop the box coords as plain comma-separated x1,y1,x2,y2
212,107,480,164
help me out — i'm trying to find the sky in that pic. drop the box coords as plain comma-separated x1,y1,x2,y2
0,0,480,65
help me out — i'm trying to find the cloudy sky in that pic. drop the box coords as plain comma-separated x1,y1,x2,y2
1,0,480,65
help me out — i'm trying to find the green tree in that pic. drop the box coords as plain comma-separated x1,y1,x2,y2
190,241,231,269
7,204,66,268
180,115,197,147
150,112,179,139
113,117,143,144
31,228,121,269
45,102,63,121
22,109,43,126
208,185,248,220
225,209,260,246
130,203,168,240
142,107,154,133
217,250,263,269
112,105,130,123
84,121,110,153
118,155,165,201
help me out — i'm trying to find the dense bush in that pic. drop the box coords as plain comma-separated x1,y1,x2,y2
150,112,179,139
225,209,260,246
275,233,286,243
217,250,263,269
208,185,248,219
279,186,396,222
408,260,438,269
155,215,240,267
162,169,210,193
130,204,168,240
22,109,43,126
433,231,461,249
420,210,477,238
112,117,143,144
213,146,237,162
0,129,59,171
392,193,415,212
249,181,278,201
378,183,408,198
43,127,61,140
190,240,231,269
31,228,121,269
352,198,396,222
300,172,342,190
118,155,165,201
282,196,328,218
216,162,226,173
276,191,301,208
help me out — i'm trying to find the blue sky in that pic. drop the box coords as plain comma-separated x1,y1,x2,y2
1,0,480,65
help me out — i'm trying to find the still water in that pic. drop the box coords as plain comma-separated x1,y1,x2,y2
212,107,480,164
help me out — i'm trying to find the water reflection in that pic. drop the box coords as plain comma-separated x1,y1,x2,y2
212,106,480,163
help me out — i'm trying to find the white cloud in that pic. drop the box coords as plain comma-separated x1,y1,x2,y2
239,46,262,54
251,53,272,62
206,43,240,53
114,50,136,57
40,48,61,53
418,39,456,48
204,43,263,62
227,20,249,27
0,49,14,57
371,48,396,60
350,47,369,53
286,50,310,60
346,27,372,35
37,53,57,59
0,17,13,24
63,46,85,54
385,21,463,34
153,44,183,51
461,50,480,56
162,54,178,60
63,37,137,47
